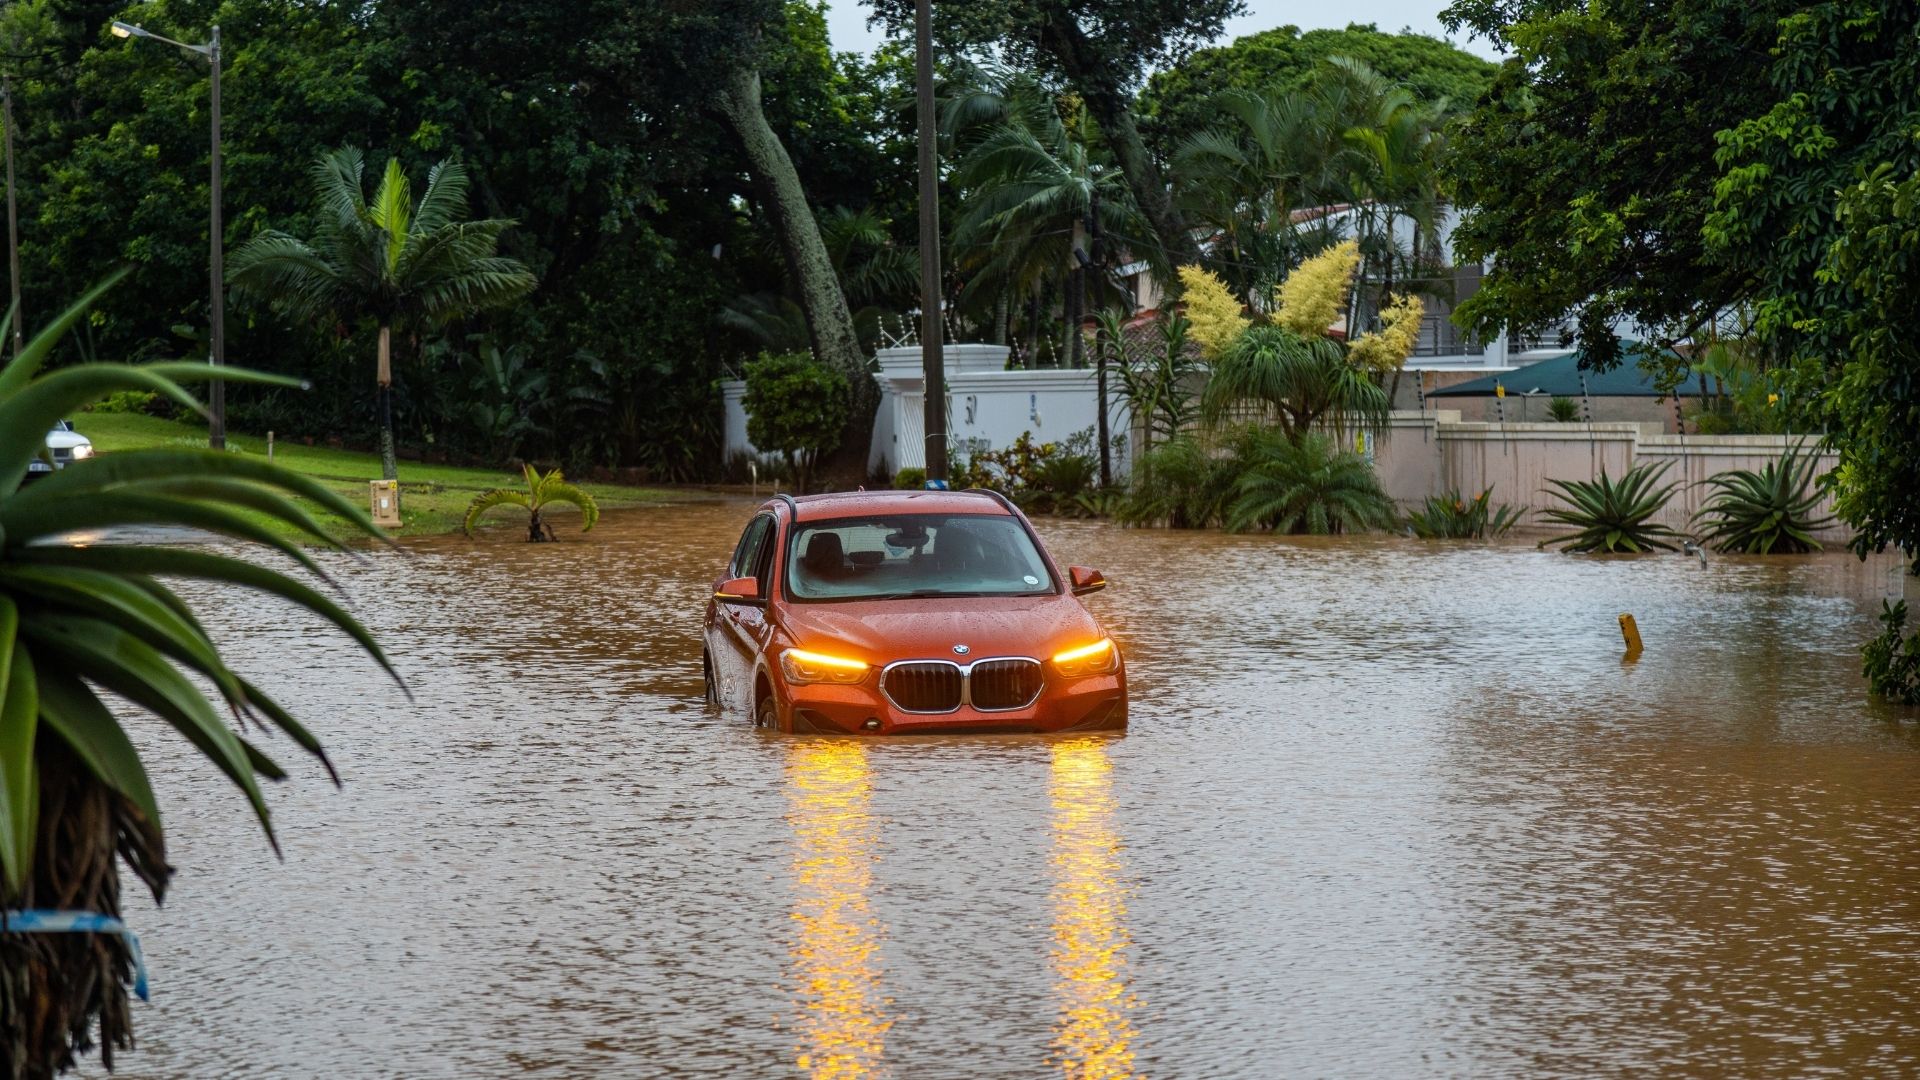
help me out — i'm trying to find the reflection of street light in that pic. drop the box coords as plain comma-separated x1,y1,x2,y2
111,20,225,451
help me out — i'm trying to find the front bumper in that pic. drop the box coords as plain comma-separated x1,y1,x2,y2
781,672,1126,735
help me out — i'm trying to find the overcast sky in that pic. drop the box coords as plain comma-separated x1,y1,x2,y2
822,1,1503,62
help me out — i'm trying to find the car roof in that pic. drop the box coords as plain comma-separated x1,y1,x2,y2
768,489,1015,523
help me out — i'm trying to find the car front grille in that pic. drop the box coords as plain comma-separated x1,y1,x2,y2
967,659,1043,710
883,663,964,713
51,447,71,464
881,658,1044,714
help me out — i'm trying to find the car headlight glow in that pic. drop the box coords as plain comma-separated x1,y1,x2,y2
1052,638,1118,678
780,647,870,685
70,444,94,460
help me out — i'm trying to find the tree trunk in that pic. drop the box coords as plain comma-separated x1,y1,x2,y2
376,324,398,482
2,741,167,1080
713,65,876,438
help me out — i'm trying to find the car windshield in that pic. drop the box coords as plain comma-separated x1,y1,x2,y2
785,513,1056,602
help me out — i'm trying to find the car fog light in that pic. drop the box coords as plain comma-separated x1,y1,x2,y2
862,718,881,731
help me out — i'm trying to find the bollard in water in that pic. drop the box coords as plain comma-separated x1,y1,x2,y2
1619,613,1643,660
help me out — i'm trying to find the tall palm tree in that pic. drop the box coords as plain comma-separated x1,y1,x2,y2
0,276,394,1077
227,148,538,481
949,82,1146,365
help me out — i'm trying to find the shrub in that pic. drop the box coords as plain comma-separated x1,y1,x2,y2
963,430,1098,513
893,466,927,489
1692,444,1835,554
85,390,164,415
1225,428,1394,534
1539,461,1683,552
1864,599,1920,706
1547,396,1581,422
742,351,849,493
1407,486,1523,539
463,464,599,542
1117,436,1239,528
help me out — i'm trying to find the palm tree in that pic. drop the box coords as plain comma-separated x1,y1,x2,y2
0,276,395,1076
1201,323,1389,440
227,148,538,481
1225,429,1395,534
463,465,600,542
948,83,1146,366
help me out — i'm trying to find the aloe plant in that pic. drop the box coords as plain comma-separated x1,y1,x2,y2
1540,461,1684,552
0,276,397,1074
1692,445,1835,554
463,464,600,541
1407,486,1523,539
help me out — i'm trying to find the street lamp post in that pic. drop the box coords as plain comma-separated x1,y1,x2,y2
4,77,22,359
111,20,224,450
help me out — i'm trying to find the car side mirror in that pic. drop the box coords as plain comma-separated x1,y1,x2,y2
715,576,763,604
1068,566,1107,595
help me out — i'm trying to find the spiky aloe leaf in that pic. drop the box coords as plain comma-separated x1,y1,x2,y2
1693,444,1837,554
1540,461,1683,552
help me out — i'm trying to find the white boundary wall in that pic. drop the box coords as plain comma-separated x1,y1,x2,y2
1373,410,1843,539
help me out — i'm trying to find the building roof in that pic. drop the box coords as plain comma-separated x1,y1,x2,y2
1424,345,1704,399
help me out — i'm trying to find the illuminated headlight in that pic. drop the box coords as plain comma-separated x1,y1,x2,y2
780,647,870,685
70,443,95,460
1052,638,1118,678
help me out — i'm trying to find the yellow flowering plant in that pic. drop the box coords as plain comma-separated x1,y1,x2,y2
1348,293,1425,374
1175,265,1249,359
1273,238,1359,338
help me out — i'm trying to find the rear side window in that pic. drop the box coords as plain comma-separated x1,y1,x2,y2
730,515,773,579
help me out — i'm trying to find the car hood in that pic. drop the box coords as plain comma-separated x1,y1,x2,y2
777,593,1104,664
46,430,91,450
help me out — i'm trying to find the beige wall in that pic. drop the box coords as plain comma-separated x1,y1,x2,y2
1371,411,1843,540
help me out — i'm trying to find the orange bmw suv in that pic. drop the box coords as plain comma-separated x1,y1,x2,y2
703,489,1126,735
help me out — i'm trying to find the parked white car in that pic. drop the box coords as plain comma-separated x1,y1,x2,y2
25,420,95,480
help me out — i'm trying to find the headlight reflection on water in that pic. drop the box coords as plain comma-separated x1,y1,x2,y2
785,741,890,1079
1049,738,1141,1080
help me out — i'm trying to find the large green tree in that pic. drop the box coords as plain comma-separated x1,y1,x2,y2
1441,1,1920,677
1140,22,1495,160
871,0,1247,268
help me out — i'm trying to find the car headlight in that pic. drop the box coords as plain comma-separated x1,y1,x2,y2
780,647,870,685
1052,638,1119,678
70,443,95,460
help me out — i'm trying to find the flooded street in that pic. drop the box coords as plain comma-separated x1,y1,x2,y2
87,500,1920,1078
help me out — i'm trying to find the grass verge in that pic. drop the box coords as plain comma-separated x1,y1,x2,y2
79,412,674,539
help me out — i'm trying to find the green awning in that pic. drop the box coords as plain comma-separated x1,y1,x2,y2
1424,346,1701,398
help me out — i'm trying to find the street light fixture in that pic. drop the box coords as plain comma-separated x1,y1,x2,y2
112,19,225,450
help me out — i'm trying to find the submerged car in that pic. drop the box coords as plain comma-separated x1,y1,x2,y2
24,420,95,482
704,489,1126,735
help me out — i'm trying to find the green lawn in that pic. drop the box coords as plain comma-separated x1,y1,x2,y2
78,412,674,539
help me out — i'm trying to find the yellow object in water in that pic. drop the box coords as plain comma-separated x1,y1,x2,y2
1618,613,1643,658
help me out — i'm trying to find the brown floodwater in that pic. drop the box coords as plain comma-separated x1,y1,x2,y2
73,500,1920,1078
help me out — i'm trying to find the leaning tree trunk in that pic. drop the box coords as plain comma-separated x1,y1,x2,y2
376,323,399,482
2,741,169,1080
713,65,877,438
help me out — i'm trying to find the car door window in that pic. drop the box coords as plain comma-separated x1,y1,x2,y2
730,515,772,580
751,517,779,596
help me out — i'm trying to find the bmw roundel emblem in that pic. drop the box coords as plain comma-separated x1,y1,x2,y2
952,644,971,656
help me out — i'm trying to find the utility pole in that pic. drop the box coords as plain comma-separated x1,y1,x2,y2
207,24,225,450
3,77,21,359
1088,186,1110,487
913,0,946,482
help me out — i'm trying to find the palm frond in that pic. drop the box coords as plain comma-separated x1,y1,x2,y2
462,488,532,536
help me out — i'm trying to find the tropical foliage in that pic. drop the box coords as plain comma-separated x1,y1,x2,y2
0,282,394,1074
1864,601,1920,707
463,466,601,542
1538,462,1684,554
227,149,539,482
1104,310,1203,451
1407,487,1522,540
1177,266,1250,359
1116,436,1242,530
1225,430,1394,534
1202,324,1388,440
741,351,850,494
1692,447,1834,555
